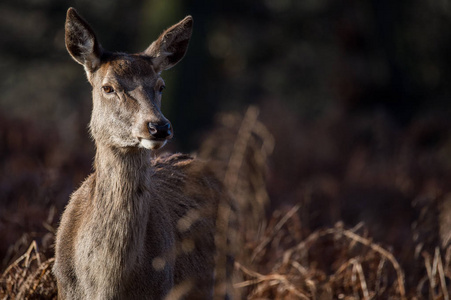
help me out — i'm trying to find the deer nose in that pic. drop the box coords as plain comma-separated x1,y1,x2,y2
148,122,172,139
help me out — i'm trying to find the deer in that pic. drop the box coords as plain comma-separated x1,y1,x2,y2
53,8,234,300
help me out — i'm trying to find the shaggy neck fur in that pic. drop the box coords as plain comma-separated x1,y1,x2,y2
82,144,154,296
94,145,151,197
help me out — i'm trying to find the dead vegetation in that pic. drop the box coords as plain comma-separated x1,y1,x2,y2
1,106,451,299
0,242,56,299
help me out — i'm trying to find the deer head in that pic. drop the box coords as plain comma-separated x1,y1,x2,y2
65,8,193,150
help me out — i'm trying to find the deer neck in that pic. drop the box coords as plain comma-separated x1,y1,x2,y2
80,145,162,292
90,144,152,256
93,145,151,198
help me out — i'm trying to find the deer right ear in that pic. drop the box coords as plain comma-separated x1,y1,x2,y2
65,8,102,72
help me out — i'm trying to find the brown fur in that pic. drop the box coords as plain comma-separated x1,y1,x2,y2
53,8,230,300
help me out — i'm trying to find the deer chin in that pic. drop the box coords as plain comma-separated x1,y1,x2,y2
139,138,167,150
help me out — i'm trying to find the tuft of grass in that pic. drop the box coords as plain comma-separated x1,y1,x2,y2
234,207,451,299
0,241,56,300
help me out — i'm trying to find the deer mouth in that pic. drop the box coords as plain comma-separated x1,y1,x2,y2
139,138,167,150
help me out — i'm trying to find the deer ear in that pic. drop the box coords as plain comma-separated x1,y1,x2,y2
144,16,193,72
65,8,102,72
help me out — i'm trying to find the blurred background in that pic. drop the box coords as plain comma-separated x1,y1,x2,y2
1,0,451,294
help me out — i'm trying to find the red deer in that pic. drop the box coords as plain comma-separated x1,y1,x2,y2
53,7,233,299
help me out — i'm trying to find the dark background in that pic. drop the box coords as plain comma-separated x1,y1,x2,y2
1,0,451,290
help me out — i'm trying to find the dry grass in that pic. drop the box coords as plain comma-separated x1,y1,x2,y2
233,213,451,299
235,216,406,299
1,106,451,299
0,242,56,299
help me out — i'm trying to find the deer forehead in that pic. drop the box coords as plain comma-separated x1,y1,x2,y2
96,55,162,89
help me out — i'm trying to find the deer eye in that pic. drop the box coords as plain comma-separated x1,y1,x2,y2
102,86,115,94
158,85,165,94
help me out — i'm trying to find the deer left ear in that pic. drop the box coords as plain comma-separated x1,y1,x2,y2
144,16,193,73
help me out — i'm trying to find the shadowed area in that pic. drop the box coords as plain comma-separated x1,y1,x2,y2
1,1,451,299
